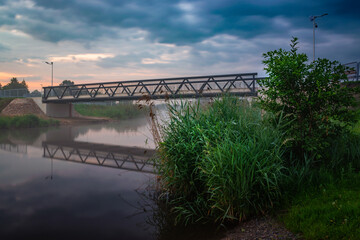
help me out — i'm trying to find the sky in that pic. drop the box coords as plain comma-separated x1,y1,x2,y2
0,0,359,91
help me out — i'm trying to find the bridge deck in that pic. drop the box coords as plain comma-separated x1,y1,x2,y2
42,73,259,103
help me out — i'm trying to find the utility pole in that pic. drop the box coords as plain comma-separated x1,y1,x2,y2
310,13,328,61
45,61,54,86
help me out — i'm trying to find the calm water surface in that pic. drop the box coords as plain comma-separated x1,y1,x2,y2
0,117,158,239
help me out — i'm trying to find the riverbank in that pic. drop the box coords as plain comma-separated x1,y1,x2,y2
0,98,147,128
220,216,300,240
0,114,59,129
152,96,360,240
74,102,148,119
55,115,112,125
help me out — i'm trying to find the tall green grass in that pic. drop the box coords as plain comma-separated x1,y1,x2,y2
0,114,59,129
157,96,287,225
74,102,148,119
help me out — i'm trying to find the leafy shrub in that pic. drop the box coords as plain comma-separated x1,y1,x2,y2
157,96,286,225
259,37,359,163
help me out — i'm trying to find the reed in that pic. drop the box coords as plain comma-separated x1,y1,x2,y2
156,96,287,225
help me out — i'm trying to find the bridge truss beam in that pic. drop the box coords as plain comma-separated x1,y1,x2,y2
42,73,258,103
42,142,156,174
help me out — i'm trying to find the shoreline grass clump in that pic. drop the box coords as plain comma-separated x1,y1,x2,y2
156,96,287,225
0,114,59,129
74,102,148,119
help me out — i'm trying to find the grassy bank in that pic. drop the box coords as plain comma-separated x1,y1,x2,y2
0,98,15,112
281,171,360,240
279,121,360,239
0,114,59,129
74,102,147,119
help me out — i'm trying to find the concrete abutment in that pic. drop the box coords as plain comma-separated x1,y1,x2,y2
46,102,74,118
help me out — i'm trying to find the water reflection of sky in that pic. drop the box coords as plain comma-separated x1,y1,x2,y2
0,119,157,239
68,117,155,149
76,123,155,149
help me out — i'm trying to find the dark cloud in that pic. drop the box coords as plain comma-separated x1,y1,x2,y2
0,0,354,45
0,0,359,72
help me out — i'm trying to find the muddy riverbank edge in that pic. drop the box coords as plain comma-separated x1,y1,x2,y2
53,116,113,125
0,98,113,126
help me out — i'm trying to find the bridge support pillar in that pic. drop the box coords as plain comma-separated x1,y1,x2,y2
46,103,74,118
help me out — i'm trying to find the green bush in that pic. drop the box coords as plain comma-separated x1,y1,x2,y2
259,37,359,164
157,96,286,225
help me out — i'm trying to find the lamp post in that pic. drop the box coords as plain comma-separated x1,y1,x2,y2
45,61,54,86
310,13,328,62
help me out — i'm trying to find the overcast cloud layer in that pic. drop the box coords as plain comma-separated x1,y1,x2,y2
0,0,359,90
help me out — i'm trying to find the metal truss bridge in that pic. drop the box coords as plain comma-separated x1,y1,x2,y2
42,141,156,174
42,73,259,103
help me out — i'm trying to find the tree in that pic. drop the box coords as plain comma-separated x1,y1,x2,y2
0,83,2,90
58,79,77,97
3,78,29,92
30,90,42,97
21,79,28,89
59,80,75,86
258,37,358,161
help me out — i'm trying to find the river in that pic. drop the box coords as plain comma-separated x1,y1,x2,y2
0,116,160,239
0,101,225,240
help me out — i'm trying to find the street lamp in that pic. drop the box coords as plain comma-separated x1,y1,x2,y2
310,13,328,61
45,61,54,86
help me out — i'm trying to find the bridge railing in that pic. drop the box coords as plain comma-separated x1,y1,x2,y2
343,61,360,82
0,143,27,154
0,88,29,98
42,73,258,103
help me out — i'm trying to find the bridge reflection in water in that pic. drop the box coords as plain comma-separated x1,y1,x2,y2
0,143,27,154
42,141,157,174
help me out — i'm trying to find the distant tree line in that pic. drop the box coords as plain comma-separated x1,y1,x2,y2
0,78,76,97
0,77,29,91
0,77,40,97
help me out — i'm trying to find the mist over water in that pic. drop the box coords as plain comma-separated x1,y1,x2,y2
0,117,157,239
0,101,224,240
